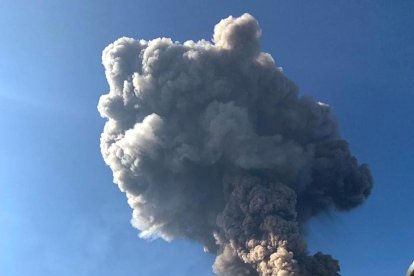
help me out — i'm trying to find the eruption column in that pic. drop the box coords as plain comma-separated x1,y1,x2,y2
98,13,372,275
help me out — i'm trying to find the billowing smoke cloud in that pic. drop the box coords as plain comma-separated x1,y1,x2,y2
98,14,372,275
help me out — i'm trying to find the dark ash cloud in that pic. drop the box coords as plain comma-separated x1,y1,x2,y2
98,13,372,275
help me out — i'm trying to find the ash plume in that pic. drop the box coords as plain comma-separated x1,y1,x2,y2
98,14,372,275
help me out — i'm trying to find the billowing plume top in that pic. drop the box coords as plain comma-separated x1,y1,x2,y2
213,14,261,56
98,13,372,275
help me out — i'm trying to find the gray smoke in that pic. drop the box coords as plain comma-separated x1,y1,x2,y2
98,14,372,275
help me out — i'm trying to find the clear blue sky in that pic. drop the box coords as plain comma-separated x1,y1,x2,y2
1,1,413,275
